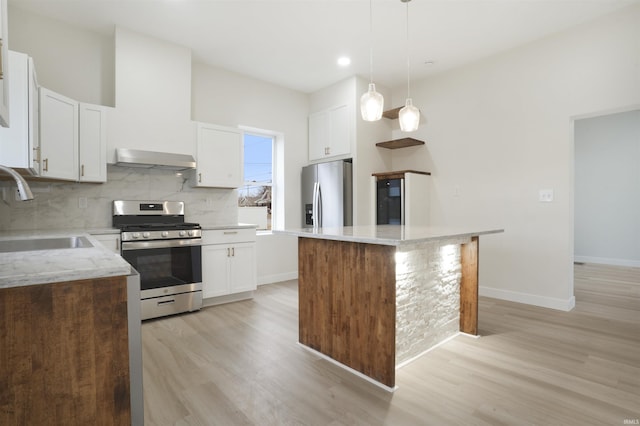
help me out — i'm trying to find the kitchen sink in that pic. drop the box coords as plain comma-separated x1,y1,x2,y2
0,236,94,253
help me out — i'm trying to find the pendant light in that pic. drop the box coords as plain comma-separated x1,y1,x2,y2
360,0,384,121
398,0,420,132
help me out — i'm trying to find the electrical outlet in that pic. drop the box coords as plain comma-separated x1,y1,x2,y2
78,197,88,209
539,189,554,202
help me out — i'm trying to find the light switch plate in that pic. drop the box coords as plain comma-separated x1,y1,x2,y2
539,189,554,202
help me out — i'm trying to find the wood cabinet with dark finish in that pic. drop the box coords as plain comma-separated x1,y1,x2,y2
0,276,131,425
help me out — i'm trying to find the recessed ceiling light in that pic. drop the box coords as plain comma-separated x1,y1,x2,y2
337,56,351,67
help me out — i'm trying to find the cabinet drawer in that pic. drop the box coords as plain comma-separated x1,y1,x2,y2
202,228,255,245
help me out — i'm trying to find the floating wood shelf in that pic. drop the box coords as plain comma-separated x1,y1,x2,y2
372,170,431,180
376,137,425,149
382,107,402,120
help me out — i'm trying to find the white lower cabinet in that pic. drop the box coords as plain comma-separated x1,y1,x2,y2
202,228,256,301
90,233,121,254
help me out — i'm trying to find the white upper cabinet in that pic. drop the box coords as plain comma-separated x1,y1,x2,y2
0,0,9,128
308,104,350,162
39,87,107,182
193,122,243,188
39,87,79,181
0,51,39,175
79,103,107,182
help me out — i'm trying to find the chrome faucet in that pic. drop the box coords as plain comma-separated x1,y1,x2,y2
0,164,34,201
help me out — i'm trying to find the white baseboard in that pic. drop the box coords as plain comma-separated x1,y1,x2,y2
574,255,640,268
480,286,576,311
297,343,397,393
257,271,298,286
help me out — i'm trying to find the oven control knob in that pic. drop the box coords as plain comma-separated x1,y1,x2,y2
142,232,150,239
179,230,186,237
161,231,169,238
188,230,194,237
132,232,140,239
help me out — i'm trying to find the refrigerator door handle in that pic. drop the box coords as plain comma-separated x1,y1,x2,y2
312,182,319,228
401,178,405,226
316,182,322,227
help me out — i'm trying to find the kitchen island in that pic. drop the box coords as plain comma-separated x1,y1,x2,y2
275,225,503,390
0,231,142,425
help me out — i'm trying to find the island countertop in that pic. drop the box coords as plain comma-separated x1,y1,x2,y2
274,225,504,246
0,231,132,289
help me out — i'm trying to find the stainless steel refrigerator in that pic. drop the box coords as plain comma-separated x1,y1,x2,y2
301,160,352,228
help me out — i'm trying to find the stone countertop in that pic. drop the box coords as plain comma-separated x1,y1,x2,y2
274,225,504,246
0,223,255,289
0,231,132,289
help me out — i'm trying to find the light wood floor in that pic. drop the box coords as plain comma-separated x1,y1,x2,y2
141,263,640,425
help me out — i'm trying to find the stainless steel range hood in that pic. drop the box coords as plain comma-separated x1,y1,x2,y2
115,148,196,171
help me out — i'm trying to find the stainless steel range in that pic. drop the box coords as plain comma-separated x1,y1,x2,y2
113,200,202,320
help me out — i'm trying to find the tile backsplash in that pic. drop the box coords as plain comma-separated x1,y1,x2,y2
0,165,238,231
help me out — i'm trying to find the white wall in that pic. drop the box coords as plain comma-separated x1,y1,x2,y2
8,6,114,106
191,62,309,231
574,109,640,267
388,4,640,310
256,233,298,285
191,62,308,282
309,76,393,226
110,27,195,161
7,10,306,285
354,77,392,226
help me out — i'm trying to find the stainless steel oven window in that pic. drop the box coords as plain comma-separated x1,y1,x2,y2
121,245,202,291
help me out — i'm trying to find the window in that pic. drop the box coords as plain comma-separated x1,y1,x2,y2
238,132,273,230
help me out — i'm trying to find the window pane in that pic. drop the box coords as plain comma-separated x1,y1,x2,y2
243,133,272,185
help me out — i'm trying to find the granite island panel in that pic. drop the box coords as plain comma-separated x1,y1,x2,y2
275,225,503,389
275,224,503,245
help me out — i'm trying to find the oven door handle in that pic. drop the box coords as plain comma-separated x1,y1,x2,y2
121,238,202,251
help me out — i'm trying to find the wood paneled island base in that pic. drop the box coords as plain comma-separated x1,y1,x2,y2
299,238,397,386
286,225,502,389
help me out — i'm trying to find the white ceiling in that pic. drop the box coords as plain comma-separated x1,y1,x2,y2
9,0,640,94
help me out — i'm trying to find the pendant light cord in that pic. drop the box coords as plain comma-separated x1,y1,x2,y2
369,0,374,84
405,0,411,98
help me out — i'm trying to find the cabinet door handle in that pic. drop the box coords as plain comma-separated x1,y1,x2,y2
81,164,85,177
43,158,49,172
232,247,235,257
33,146,40,163
227,248,230,257
223,231,238,235
198,173,202,183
